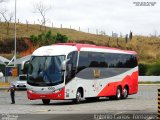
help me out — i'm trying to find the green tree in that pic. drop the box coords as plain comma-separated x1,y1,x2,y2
139,63,148,76
30,31,68,46
38,32,46,45
45,30,55,44
146,62,160,76
54,33,68,43
30,35,38,46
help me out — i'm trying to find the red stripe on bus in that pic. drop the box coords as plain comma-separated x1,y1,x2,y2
98,71,138,97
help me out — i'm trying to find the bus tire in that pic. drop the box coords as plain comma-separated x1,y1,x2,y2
122,86,128,99
116,87,122,100
42,99,50,105
73,89,82,104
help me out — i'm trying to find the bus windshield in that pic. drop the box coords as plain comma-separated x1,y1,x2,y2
27,55,65,86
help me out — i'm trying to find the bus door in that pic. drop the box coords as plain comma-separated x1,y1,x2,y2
65,51,78,98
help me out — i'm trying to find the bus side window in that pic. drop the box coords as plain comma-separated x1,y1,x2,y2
66,51,78,83
105,53,138,68
89,52,99,67
77,52,89,72
99,53,108,67
89,52,107,68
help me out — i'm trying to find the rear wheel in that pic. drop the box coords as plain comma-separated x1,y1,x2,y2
109,87,122,100
122,87,128,99
42,99,50,105
73,89,82,104
116,87,122,100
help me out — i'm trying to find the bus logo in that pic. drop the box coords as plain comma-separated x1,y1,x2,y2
93,69,101,78
48,87,55,90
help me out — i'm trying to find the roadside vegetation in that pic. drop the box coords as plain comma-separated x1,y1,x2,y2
139,62,160,76
30,30,68,46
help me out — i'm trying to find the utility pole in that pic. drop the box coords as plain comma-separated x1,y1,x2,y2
14,0,17,62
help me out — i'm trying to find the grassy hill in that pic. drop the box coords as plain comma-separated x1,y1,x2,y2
0,22,160,64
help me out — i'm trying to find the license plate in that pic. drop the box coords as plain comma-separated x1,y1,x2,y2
40,95,46,98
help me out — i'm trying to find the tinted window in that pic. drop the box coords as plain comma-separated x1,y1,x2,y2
105,53,137,68
77,51,137,73
19,75,27,81
28,56,65,86
89,52,108,67
78,52,89,71
66,51,78,83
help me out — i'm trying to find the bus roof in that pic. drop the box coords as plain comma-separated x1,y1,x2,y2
55,43,137,54
32,43,137,56
32,45,77,56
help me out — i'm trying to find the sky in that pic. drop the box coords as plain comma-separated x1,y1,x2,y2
0,0,159,36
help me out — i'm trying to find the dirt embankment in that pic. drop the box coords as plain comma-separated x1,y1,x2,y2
19,38,36,56
0,38,37,57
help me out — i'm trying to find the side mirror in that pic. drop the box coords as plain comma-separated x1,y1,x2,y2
21,61,30,70
61,58,70,71
21,61,25,70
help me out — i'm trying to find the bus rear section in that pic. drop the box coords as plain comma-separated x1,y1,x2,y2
64,47,138,103
26,43,138,104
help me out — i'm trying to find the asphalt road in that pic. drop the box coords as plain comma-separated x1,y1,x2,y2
0,85,159,120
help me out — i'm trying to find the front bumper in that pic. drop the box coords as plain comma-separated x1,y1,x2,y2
16,84,27,89
27,87,65,100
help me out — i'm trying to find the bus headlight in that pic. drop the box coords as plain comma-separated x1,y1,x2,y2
53,88,62,93
28,90,33,93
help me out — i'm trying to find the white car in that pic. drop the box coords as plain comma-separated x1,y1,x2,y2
14,74,27,89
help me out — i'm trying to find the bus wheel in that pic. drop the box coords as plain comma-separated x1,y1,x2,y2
122,87,128,99
73,90,82,104
42,99,50,105
116,87,122,100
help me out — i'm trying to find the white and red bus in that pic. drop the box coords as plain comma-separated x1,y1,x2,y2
26,43,138,104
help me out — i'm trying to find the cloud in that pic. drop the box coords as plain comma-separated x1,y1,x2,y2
1,0,160,35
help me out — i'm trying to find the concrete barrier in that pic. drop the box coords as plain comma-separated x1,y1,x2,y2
0,82,10,89
139,76,160,82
